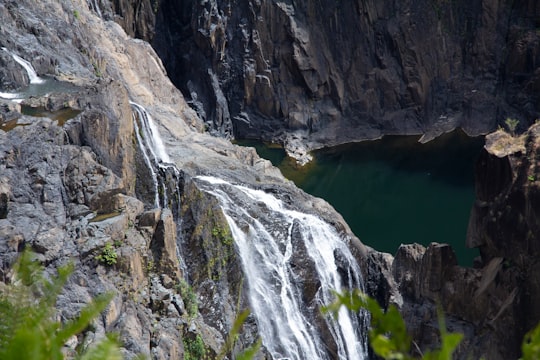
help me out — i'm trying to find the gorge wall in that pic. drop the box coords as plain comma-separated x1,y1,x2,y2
108,0,540,160
1,0,540,359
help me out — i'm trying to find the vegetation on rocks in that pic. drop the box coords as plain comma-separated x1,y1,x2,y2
325,289,540,360
176,279,198,318
0,250,121,360
95,243,118,266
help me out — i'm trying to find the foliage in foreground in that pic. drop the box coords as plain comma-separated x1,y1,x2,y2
324,289,540,360
0,250,121,360
324,289,463,360
0,250,261,360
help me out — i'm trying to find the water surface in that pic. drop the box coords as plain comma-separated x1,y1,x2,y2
238,131,484,265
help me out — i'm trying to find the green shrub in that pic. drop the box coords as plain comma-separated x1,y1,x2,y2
212,226,234,246
95,243,118,266
176,279,198,318
183,335,206,360
505,118,520,135
522,321,540,360
323,290,462,360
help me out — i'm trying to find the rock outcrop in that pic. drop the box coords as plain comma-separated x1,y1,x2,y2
378,124,540,359
117,0,540,162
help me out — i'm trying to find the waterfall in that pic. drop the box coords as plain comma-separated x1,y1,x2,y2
130,101,187,273
130,101,179,209
128,102,367,358
196,176,368,360
130,101,170,163
2,48,45,85
87,0,103,18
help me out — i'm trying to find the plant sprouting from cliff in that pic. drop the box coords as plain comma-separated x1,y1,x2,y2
183,334,208,360
0,250,121,360
212,225,234,246
323,290,463,360
176,279,198,318
95,242,118,266
522,321,540,359
505,118,520,136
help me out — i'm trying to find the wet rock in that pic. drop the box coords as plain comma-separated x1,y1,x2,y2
150,209,181,281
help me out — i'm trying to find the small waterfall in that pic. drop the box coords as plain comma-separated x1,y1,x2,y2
196,176,368,360
2,48,45,85
130,101,187,273
87,0,103,18
130,101,179,210
130,101,170,163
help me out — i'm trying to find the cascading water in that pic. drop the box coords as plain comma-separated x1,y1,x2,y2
128,101,367,359
130,101,179,209
196,176,368,360
2,47,45,85
130,101,186,272
0,48,45,102
0,48,77,104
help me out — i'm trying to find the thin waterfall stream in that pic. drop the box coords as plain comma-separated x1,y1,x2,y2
0,48,79,103
2,47,45,85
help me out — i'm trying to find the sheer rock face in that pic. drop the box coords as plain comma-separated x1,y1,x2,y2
111,0,540,159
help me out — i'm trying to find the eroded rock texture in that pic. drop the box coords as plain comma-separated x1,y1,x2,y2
132,0,540,159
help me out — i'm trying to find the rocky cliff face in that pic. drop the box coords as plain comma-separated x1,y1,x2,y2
2,0,540,359
121,0,540,161
0,0,373,358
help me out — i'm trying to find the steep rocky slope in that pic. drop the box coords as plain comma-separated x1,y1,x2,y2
1,0,540,359
0,0,371,358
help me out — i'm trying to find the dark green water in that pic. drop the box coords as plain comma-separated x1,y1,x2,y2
238,130,484,266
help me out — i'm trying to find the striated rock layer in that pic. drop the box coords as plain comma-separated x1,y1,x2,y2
111,0,539,161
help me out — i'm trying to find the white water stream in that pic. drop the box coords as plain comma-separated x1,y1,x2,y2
128,102,367,359
130,101,175,208
0,48,77,103
87,0,103,18
196,176,368,360
2,47,45,85
0,48,45,102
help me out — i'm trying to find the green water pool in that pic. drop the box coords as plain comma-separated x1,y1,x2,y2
237,130,484,266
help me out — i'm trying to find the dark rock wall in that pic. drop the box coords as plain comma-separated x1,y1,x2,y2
104,0,158,40
113,0,540,148
468,124,540,336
